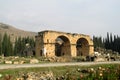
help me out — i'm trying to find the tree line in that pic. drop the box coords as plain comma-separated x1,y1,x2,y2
93,33,120,54
0,33,35,56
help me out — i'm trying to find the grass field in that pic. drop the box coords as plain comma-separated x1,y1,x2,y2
0,64,120,80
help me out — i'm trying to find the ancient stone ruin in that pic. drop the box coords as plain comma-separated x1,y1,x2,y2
35,30,94,57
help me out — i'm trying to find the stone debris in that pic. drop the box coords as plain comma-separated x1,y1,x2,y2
17,71,55,80
16,78,24,80
19,61,25,64
0,74,2,78
94,58,106,62
4,60,12,64
30,59,39,64
13,61,19,64
0,51,119,65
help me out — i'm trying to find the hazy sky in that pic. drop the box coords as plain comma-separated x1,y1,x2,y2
0,0,120,37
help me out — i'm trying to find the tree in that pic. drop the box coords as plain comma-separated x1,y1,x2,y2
14,37,23,56
13,36,35,56
93,33,120,54
93,36,104,51
14,38,18,56
0,33,2,55
2,33,13,56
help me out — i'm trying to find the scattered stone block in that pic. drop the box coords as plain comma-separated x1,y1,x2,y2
14,56,19,59
5,61,12,64
30,59,39,64
13,61,19,64
19,61,25,64
94,58,105,62
0,74,2,78
16,78,24,80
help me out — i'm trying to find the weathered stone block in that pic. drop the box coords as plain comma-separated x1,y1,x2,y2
13,61,19,64
4,61,12,64
30,59,39,64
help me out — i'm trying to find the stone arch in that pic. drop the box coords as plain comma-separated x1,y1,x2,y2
76,38,89,56
35,30,94,57
55,35,71,57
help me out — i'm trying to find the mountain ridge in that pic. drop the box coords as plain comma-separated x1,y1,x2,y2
0,23,37,42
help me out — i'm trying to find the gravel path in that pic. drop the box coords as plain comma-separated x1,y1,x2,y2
0,61,120,69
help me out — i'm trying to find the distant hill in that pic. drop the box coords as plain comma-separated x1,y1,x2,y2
0,23,37,42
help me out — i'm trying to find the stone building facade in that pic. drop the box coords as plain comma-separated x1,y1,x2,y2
35,30,94,57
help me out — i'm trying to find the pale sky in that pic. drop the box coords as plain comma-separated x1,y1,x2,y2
0,0,120,37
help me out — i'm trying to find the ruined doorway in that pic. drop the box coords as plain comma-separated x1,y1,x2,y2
76,38,89,56
55,36,71,57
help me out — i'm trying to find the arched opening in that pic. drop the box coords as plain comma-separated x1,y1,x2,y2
32,50,36,56
76,38,89,56
55,36,71,57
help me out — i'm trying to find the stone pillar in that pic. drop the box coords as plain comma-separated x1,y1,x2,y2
71,44,77,57
35,36,42,57
89,45,94,55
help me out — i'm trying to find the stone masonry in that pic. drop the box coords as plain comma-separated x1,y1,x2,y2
35,30,94,57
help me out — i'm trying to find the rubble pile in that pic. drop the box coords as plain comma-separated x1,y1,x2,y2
94,48,120,61
16,71,55,80
0,48,120,64
0,56,39,64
